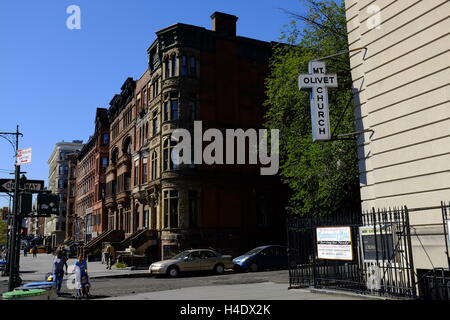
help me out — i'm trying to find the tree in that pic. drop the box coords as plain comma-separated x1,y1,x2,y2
264,0,360,216
0,221,7,245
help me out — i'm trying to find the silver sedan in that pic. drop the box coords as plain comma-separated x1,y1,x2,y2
149,249,234,278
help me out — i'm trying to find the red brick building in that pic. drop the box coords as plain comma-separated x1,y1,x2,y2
65,152,79,240
74,108,110,243
84,12,287,260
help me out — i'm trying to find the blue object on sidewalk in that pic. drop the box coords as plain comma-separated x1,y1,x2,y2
22,281,56,288
16,284,54,290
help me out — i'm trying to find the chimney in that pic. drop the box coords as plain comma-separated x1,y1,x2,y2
211,12,238,37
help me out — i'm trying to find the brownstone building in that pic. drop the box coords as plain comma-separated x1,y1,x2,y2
105,78,136,235
65,152,79,240
74,108,110,243
92,108,110,236
81,12,286,260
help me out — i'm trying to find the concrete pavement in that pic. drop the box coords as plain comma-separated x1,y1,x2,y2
102,282,367,300
0,253,149,283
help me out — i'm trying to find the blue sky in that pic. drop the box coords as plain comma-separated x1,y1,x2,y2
0,0,309,208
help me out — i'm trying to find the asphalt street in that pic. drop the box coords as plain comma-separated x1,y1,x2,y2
84,269,290,299
0,254,292,299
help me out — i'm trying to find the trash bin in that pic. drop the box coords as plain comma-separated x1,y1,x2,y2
2,289,49,300
19,281,57,300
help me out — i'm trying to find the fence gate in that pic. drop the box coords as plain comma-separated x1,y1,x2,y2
288,207,417,299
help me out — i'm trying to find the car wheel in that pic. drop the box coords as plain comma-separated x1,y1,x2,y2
167,266,179,278
249,262,259,272
214,264,225,275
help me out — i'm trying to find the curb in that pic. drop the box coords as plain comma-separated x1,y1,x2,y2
306,287,399,300
89,272,152,280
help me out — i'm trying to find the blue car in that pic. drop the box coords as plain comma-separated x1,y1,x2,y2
233,245,288,272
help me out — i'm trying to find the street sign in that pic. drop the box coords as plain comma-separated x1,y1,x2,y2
36,193,59,217
19,193,33,215
0,179,45,193
16,147,32,165
299,61,338,141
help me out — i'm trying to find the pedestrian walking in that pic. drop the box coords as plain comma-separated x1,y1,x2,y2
32,245,37,258
74,255,90,299
62,248,69,274
105,244,115,270
52,250,65,296
23,246,28,257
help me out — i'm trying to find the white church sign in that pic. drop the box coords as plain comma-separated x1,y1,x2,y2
299,61,338,141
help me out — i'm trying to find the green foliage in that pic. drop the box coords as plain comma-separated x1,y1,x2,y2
92,248,102,256
114,262,127,269
265,0,360,216
0,221,7,245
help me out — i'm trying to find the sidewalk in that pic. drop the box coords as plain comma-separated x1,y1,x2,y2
102,282,369,300
0,254,149,282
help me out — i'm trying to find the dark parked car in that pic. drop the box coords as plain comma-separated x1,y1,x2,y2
233,245,288,272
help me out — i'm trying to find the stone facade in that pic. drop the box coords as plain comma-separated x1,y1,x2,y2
46,140,84,247
93,12,286,260
74,108,110,243
345,0,450,270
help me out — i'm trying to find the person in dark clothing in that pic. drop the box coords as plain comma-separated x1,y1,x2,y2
52,251,65,296
61,248,69,274
32,245,38,258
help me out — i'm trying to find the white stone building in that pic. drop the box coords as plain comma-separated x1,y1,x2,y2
345,0,450,271
46,140,83,247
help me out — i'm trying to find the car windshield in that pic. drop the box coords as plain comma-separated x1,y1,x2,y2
244,247,265,256
171,251,190,260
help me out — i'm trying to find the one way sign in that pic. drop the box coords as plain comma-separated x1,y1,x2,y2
0,179,45,193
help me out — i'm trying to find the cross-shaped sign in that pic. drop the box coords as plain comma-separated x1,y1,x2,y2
299,61,338,141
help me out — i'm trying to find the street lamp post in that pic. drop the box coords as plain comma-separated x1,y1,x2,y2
0,125,24,291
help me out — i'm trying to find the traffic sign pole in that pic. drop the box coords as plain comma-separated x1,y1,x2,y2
8,126,23,290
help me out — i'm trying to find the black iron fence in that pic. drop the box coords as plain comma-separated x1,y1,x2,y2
287,210,364,292
417,268,450,300
287,205,450,299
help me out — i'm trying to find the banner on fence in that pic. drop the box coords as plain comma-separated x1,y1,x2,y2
316,226,353,261
359,225,395,262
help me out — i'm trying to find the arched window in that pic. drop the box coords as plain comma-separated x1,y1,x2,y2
171,55,177,77
111,148,119,165
123,136,132,155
